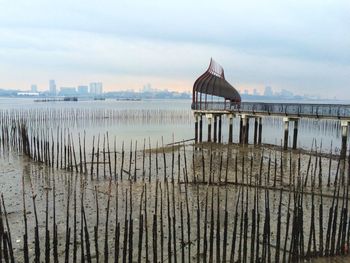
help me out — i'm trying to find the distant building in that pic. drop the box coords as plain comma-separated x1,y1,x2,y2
49,80,57,95
264,86,273,97
142,83,154,92
17,92,39,97
279,89,294,97
77,85,89,95
31,84,38,93
89,82,103,95
253,89,259,96
59,87,77,96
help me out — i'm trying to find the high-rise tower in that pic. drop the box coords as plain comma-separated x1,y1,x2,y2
49,80,57,95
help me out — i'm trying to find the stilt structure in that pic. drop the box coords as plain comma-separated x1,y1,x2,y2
244,116,249,144
292,119,299,149
199,115,203,142
254,118,258,145
341,121,349,158
282,118,300,150
213,115,217,143
207,114,212,142
283,117,290,150
239,118,243,144
228,114,233,143
258,117,262,145
218,115,222,143
192,58,241,145
194,113,198,143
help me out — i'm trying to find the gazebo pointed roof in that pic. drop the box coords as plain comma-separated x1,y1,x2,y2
193,59,241,103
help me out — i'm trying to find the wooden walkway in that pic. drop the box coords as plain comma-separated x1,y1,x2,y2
192,102,350,120
191,101,350,151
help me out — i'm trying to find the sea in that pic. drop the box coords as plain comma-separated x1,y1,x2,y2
0,97,348,153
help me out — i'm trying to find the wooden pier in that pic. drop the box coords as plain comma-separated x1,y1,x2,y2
192,59,350,155
192,102,350,152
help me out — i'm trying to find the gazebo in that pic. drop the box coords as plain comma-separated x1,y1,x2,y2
192,59,244,143
192,58,241,110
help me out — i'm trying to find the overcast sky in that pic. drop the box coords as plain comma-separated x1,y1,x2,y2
0,0,349,97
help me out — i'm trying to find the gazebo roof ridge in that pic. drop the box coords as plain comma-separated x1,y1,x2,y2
192,59,241,103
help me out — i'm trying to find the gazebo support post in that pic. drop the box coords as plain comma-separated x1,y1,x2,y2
239,117,243,144
341,121,349,158
218,115,222,143
292,119,299,150
245,116,249,144
228,114,233,143
213,115,217,143
207,114,212,142
254,117,258,145
258,117,262,145
194,113,198,143
241,115,248,145
283,117,290,150
199,115,203,142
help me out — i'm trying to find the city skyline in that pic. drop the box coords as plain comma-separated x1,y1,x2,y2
1,80,326,101
16,80,104,96
0,1,349,98
1,80,302,98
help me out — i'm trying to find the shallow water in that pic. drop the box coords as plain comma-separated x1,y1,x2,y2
0,98,347,152
0,98,350,261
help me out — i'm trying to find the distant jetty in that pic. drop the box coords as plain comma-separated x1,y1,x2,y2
116,98,141,101
94,97,106,101
34,97,78,102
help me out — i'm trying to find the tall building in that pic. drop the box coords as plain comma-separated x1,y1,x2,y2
59,87,77,96
77,85,89,95
31,84,38,93
49,80,57,95
142,83,153,92
280,89,293,97
264,86,273,97
89,82,103,95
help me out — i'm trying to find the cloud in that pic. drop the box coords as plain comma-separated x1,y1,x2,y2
0,0,349,97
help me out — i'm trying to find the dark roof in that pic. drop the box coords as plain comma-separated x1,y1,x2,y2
193,59,241,102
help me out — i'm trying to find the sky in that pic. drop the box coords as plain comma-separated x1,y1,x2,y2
0,0,349,98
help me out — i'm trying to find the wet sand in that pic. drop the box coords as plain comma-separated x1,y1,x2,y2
1,141,350,262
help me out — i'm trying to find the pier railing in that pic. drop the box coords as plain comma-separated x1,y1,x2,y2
192,102,350,119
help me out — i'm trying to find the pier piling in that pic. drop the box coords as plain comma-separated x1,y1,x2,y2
218,115,222,143
244,116,249,144
214,115,217,143
254,118,258,145
207,114,212,142
283,118,289,150
194,114,198,143
293,119,299,150
239,117,243,144
199,115,203,143
258,117,262,145
340,121,348,158
228,114,233,143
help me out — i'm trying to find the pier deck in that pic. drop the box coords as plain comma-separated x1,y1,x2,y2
192,101,350,153
192,102,350,120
